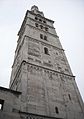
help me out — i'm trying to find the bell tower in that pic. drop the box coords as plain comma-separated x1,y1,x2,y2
9,6,84,119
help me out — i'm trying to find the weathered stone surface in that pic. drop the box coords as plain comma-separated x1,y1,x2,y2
0,5,84,119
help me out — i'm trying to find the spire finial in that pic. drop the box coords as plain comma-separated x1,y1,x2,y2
31,5,39,11
31,5,44,17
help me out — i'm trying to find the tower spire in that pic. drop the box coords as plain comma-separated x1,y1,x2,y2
31,5,44,17
31,5,39,11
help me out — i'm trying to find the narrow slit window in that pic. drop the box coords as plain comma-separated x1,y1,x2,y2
40,34,43,39
68,94,71,100
55,107,59,114
44,47,49,55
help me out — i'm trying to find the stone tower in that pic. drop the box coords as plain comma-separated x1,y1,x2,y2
9,5,84,119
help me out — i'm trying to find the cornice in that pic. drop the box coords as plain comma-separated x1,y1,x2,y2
26,23,59,38
28,17,55,29
24,35,64,51
19,111,63,119
18,10,55,37
27,10,54,23
0,86,21,95
25,61,75,78
10,60,75,89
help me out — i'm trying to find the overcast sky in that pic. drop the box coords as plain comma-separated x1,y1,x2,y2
0,0,84,102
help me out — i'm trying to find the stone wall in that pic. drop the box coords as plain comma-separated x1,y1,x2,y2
12,62,84,119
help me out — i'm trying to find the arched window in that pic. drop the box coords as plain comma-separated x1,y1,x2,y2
35,23,38,27
55,106,59,114
44,36,47,40
44,47,49,55
40,25,43,29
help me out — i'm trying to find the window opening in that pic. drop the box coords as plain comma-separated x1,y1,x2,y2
55,107,59,114
44,36,47,40
56,52,58,55
39,19,42,22
37,14,42,17
44,47,49,55
68,94,71,100
43,20,46,23
45,27,48,31
0,104,1,110
40,25,43,29
35,23,38,27
35,17,38,20
40,34,43,39
0,99,4,110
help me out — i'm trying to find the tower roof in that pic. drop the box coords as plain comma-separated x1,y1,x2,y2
30,5,44,17
31,5,39,11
